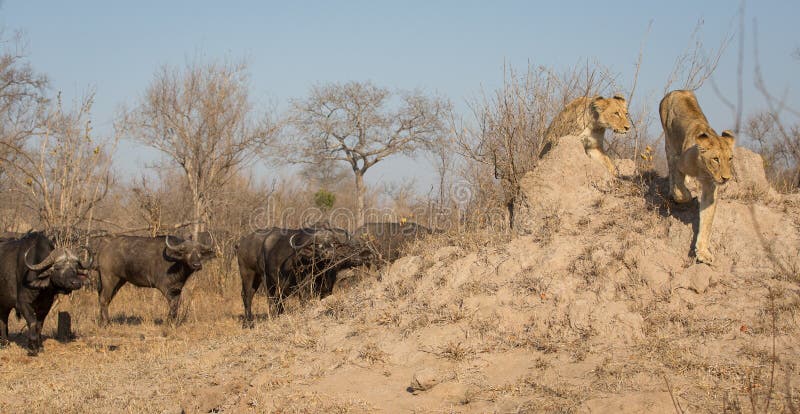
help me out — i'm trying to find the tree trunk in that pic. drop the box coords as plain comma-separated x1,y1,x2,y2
354,171,365,228
192,191,203,240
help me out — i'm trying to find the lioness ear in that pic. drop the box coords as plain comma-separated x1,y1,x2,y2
721,130,735,146
696,132,711,151
612,93,626,102
591,96,608,112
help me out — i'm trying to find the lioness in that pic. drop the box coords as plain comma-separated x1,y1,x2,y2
660,90,735,264
540,94,631,174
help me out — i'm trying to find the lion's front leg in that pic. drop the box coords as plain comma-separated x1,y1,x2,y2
586,147,618,176
668,156,692,203
695,181,718,264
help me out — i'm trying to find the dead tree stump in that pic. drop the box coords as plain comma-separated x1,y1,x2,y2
57,311,73,342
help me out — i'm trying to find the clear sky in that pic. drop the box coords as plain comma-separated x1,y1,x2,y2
1,1,798,192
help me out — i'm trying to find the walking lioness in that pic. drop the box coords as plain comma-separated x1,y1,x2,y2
540,94,631,175
660,90,735,264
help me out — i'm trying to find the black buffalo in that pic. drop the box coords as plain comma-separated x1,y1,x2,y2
354,222,435,263
180,229,237,274
94,235,215,326
0,232,91,355
237,225,372,327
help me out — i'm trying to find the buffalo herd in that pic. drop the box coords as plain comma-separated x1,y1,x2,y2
0,221,434,354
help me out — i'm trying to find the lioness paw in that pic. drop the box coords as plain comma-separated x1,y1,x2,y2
695,248,714,265
671,187,692,204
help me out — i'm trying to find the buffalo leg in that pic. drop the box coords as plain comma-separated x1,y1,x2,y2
162,287,183,324
16,302,40,355
318,270,337,298
240,268,261,328
0,308,9,347
271,282,286,316
98,274,126,326
32,297,54,352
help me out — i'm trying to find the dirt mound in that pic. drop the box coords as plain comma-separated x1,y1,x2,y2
214,137,796,412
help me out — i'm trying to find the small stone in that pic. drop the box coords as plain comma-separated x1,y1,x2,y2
436,382,473,405
689,270,710,294
408,368,441,394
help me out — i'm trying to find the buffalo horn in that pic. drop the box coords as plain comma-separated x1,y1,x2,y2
24,246,57,271
165,235,182,251
77,246,94,269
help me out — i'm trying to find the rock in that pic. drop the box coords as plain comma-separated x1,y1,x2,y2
384,256,423,284
568,296,595,333
719,147,777,200
409,368,442,394
689,269,710,294
638,260,671,295
673,264,714,294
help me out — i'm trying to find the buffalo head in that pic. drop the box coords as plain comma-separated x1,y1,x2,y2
289,227,376,266
25,246,93,290
165,236,215,271
289,227,352,259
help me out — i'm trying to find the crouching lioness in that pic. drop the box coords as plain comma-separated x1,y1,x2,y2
540,94,632,175
659,90,735,264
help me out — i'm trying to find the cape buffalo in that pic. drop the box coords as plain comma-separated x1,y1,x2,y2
354,222,434,263
237,225,372,327
94,235,215,326
0,232,91,355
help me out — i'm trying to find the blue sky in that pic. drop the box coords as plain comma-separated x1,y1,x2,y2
2,1,798,192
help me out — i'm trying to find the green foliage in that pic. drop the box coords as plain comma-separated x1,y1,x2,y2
314,189,336,211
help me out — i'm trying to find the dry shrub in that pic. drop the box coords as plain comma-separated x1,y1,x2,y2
515,269,554,297
454,61,625,229
433,340,474,362
357,342,387,365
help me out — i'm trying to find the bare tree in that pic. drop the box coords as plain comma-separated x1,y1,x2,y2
454,63,618,228
299,156,350,191
130,176,164,236
663,20,733,94
750,20,800,190
425,132,458,212
122,58,277,238
286,81,449,227
0,29,48,188
1,91,117,244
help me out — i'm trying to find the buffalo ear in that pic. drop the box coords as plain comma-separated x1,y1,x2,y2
164,248,183,262
26,270,52,289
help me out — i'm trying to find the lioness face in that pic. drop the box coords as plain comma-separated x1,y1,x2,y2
592,95,632,134
697,130,735,184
